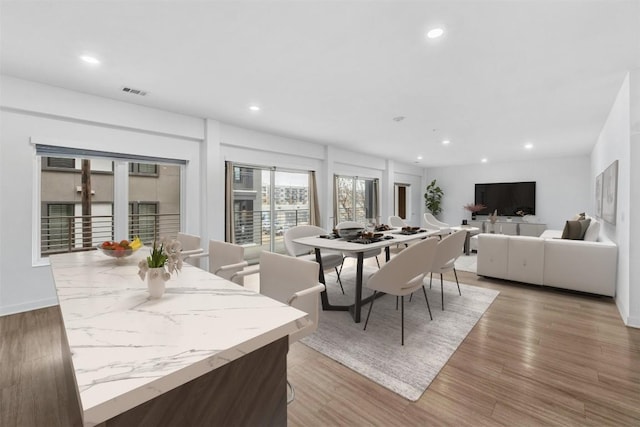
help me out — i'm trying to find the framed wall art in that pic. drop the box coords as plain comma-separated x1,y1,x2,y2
602,160,618,225
595,172,603,218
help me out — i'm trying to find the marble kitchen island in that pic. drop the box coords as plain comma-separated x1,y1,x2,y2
50,250,307,426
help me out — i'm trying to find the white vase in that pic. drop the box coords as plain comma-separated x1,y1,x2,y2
147,267,167,298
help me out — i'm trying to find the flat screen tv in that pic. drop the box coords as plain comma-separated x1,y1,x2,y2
474,181,536,216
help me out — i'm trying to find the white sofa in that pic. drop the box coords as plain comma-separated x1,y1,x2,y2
477,225,617,296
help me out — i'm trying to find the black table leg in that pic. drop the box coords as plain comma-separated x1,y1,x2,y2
315,247,349,312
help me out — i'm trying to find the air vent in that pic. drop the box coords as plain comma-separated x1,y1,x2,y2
121,87,148,96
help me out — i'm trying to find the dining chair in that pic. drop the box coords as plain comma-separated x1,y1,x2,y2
257,250,325,403
388,215,407,228
190,240,249,285
428,229,467,310
363,237,439,345
335,221,381,273
423,213,452,238
284,225,345,294
176,232,204,267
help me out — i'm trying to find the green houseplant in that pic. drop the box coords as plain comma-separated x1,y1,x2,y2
424,179,444,217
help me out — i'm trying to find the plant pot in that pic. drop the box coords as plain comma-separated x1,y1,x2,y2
147,267,168,298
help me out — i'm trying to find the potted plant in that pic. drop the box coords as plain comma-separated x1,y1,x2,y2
463,203,486,220
424,179,444,217
138,237,183,298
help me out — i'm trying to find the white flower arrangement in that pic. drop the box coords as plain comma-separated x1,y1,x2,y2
138,237,183,281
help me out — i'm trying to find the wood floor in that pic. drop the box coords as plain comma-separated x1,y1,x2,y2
2,264,639,426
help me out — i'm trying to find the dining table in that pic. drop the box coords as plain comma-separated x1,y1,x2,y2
293,228,441,323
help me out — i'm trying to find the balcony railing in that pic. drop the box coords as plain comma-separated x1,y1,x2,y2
233,209,310,246
41,213,180,256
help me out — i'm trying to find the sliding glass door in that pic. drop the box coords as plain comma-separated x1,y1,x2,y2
230,164,310,263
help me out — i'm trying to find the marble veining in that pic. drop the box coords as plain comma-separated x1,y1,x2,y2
50,250,306,426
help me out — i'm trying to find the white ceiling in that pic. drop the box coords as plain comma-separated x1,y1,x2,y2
1,1,639,167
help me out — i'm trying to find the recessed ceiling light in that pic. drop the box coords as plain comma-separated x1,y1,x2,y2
442,140,450,145
249,105,261,112
481,158,488,163
80,55,100,65
426,28,444,39
524,143,534,150
417,155,423,160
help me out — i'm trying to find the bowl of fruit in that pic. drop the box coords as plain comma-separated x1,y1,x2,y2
97,236,143,259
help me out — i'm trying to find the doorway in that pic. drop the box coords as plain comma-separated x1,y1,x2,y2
394,184,410,220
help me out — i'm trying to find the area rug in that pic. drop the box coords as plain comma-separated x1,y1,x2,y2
454,253,477,273
301,267,499,401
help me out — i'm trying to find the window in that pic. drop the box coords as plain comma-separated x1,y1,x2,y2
334,175,379,225
129,162,158,176
42,203,74,253
36,145,185,260
129,202,159,243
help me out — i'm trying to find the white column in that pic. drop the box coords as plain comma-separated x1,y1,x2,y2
113,160,129,241
203,119,223,242
628,68,640,327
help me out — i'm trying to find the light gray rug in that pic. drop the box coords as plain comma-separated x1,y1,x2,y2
454,253,478,273
301,267,499,401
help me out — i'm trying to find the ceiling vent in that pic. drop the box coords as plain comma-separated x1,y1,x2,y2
121,87,148,96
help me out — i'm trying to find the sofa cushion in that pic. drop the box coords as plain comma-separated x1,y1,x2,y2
561,218,590,240
583,219,600,242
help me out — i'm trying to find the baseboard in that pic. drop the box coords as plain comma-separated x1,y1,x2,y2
0,297,58,317
626,314,640,328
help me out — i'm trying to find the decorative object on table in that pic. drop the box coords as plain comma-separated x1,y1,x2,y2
487,209,498,233
463,203,486,220
138,238,183,298
601,160,618,224
334,226,364,240
424,179,444,216
96,236,143,260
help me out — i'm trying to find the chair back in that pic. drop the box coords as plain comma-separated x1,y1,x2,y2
259,251,321,342
431,229,467,273
209,240,245,280
284,225,326,257
367,237,438,294
424,212,450,229
388,216,407,228
177,232,203,267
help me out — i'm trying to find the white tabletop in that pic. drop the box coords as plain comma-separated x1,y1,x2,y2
293,229,439,252
51,249,306,426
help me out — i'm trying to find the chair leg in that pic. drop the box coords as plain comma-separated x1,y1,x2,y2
287,379,295,404
429,272,433,289
338,257,345,276
409,292,413,302
375,256,380,268
333,266,345,294
401,295,405,346
454,268,461,295
364,291,377,330
422,286,433,320
440,273,444,310
396,296,399,310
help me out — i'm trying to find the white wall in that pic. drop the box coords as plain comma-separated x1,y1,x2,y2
0,76,424,315
0,76,204,315
426,156,591,230
592,72,638,327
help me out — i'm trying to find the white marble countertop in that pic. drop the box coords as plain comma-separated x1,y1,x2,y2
50,250,307,426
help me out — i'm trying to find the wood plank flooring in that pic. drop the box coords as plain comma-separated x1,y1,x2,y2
1,258,639,426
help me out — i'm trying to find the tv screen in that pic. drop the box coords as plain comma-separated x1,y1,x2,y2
474,181,536,216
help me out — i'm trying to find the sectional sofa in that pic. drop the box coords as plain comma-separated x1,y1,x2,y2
476,218,617,296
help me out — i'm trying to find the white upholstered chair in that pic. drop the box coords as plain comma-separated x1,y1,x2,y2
388,215,407,228
284,225,345,293
363,237,439,345
258,251,325,403
428,229,467,310
176,232,204,267
423,213,451,237
335,221,381,270
191,240,248,285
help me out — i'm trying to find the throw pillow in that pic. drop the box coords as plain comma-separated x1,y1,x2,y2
583,219,600,241
561,219,590,240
